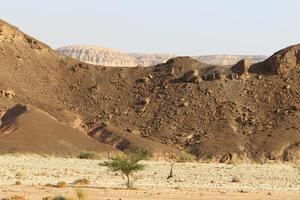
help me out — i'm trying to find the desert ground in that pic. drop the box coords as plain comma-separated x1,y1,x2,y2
1,18,300,200
0,155,298,200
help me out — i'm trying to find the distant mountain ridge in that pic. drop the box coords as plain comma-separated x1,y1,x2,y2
56,45,267,67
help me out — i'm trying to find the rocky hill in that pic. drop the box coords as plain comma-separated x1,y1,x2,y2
57,45,267,67
193,55,267,66
0,19,299,162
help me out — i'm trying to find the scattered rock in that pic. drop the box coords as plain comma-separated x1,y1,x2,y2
15,181,21,185
127,128,141,136
0,89,15,98
73,178,90,185
142,97,150,105
182,69,200,83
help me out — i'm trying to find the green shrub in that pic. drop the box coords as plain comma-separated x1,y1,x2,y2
53,196,66,200
99,151,148,188
78,151,99,159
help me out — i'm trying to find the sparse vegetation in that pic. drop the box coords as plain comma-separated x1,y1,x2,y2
99,151,148,188
53,196,67,200
3,195,26,200
43,190,86,200
56,181,67,188
175,151,195,163
78,151,99,160
15,180,21,185
76,189,87,200
174,186,181,190
15,171,26,180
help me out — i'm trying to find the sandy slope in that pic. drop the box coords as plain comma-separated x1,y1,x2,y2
0,155,298,199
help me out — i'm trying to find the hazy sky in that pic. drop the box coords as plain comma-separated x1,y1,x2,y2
1,0,299,55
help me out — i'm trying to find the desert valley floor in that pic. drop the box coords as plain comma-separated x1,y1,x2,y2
0,155,298,199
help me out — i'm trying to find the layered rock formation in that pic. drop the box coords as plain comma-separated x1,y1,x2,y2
57,45,267,67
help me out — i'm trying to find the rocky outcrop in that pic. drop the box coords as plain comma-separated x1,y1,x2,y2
264,44,300,74
231,59,251,75
56,45,137,67
194,55,266,66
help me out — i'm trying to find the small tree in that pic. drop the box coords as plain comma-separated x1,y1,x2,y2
100,151,148,188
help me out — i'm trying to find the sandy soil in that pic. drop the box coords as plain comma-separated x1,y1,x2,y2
0,155,299,199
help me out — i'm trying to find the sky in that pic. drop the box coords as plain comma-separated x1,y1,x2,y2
1,0,299,56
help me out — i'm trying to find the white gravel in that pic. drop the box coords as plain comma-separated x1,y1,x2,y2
0,155,299,192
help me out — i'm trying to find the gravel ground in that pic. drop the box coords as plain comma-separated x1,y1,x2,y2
0,155,299,199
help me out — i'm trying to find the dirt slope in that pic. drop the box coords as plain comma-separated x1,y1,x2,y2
0,104,114,155
65,53,300,162
0,19,299,162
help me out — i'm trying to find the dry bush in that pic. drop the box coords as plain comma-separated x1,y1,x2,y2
2,196,26,200
78,151,100,160
53,196,67,200
56,181,67,188
15,181,21,185
76,189,87,200
15,171,26,180
175,151,195,163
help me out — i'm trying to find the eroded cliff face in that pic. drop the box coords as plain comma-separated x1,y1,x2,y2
56,45,137,67
57,45,267,67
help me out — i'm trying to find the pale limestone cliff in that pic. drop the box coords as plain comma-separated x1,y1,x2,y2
57,45,267,67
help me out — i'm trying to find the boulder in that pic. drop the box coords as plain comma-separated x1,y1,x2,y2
231,59,251,75
182,69,200,83
265,44,300,74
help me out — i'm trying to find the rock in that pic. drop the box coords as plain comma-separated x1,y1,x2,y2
182,69,199,83
127,128,141,136
231,176,241,183
73,178,90,185
142,97,150,105
141,77,150,83
170,68,175,76
231,59,251,75
264,44,300,74
78,62,89,69
0,89,15,98
182,102,189,107
202,67,235,81
215,71,226,80
285,84,290,90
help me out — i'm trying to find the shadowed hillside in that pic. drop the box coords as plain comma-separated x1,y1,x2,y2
0,19,299,162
